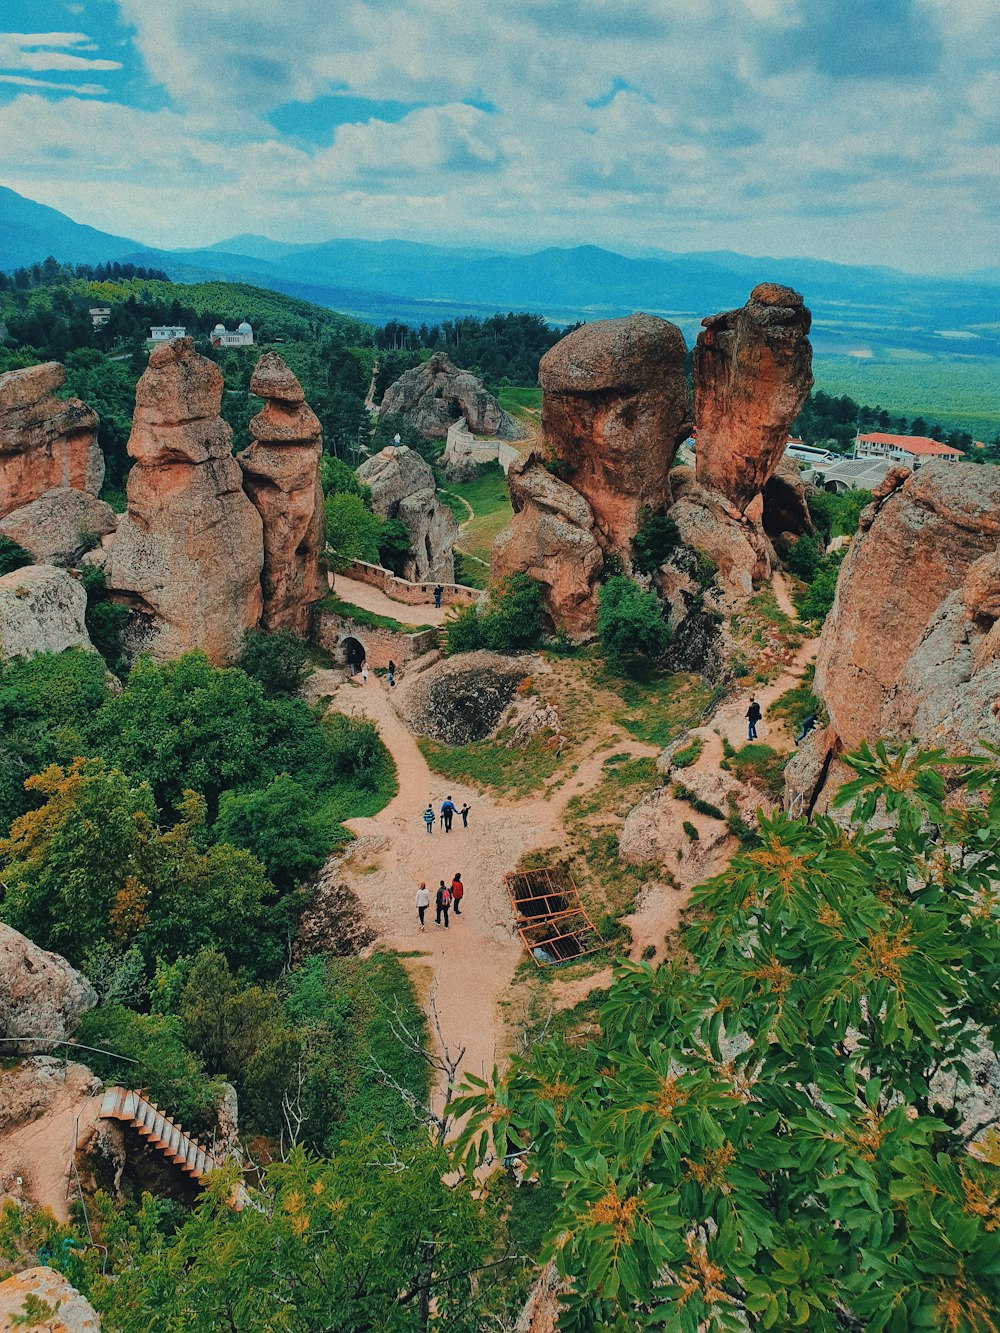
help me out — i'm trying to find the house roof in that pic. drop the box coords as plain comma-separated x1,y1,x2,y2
856,432,963,457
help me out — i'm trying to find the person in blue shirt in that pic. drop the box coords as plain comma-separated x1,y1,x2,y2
440,796,456,832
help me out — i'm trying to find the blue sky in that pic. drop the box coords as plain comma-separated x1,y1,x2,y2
0,0,997,272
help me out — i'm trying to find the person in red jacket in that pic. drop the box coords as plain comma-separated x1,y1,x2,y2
450,873,464,915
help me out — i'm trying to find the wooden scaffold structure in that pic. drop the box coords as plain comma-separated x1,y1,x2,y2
503,865,602,967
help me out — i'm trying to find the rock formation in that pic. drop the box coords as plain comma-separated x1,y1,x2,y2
356,445,457,583
238,353,324,634
379,352,522,441
761,455,814,556
0,363,103,520
814,461,1000,755
0,923,97,1054
538,314,692,552
491,455,603,638
668,467,771,600
694,284,813,514
0,1267,101,1331
106,339,263,663
0,488,116,566
0,564,95,660
396,649,540,745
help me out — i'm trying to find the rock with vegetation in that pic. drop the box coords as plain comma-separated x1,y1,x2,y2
815,461,1000,753
667,466,771,599
0,1266,102,1331
238,353,324,634
694,283,813,513
0,487,117,566
396,649,537,745
0,362,102,520
539,313,692,553
378,350,522,441
0,923,97,1053
761,454,815,556
356,444,457,582
491,454,603,638
106,338,264,663
0,563,95,660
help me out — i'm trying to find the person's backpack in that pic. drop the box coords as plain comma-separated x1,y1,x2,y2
441,888,451,907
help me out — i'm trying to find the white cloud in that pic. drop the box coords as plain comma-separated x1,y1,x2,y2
0,73,106,94
0,30,121,74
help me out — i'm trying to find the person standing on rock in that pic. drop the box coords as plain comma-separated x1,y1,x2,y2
747,697,762,741
460,802,471,829
434,584,443,609
440,795,456,832
423,804,436,834
795,713,818,746
415,882,430,931
450,873,464,915
435,879,451,928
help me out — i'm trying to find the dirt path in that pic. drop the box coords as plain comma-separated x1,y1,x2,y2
364,360,379,412
333,574,451,626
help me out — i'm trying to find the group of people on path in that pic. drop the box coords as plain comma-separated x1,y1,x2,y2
414,874,464,930
422,796,470,833
353,658,396,688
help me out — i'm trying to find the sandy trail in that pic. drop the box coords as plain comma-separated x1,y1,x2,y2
332,574,451,626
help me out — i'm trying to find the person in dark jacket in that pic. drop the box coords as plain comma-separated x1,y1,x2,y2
795,713,818,745
746,697,762,740
459,802,471,828
440,796,456,832
435,880,451,928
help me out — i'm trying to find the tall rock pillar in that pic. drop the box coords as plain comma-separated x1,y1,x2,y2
238,353,324,635
106,338,263,663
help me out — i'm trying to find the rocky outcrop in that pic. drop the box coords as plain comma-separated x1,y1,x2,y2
0,924,97,1054
238,353,324,634
694,285,813,514
668,467,772,600
356,445,457,583
762,455,814,556
106,339,263,663
378,352,522,441
538,314,692,553
0,564,95,660
814,462,1000,754
0,488,116,566
491,455,603,638
0,1267,101,1331
0,363,102,520
396,649,539,745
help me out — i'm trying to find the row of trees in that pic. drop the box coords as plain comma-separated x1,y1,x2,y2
792,388,991,455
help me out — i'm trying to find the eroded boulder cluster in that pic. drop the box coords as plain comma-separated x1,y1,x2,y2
492,288,814,637
357,444,458,583
378,351,522,441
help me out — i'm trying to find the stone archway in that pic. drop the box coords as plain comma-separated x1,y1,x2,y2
341,635,366,673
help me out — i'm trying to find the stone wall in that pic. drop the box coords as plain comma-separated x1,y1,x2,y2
440,421,521,482
314,607,438,670
335,560,482,606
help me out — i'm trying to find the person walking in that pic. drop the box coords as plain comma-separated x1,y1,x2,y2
387,659,396,688
360,661,368,686
434,584,443,609
450,873,464,915
459,802,471,829
422,805,435,835
795,713,818,746
746,697,762,741
440,795,456,832
435,879,451,928
415,881,430,931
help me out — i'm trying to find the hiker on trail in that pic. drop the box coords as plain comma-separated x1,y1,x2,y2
440,795,456,832
434,585,443,609
460,802,471,828
450,873,464,915
387,659,396,688
422,805,435,834
360,662,368,686
795,713,818,746
435,880,451,928
746,697,762,741
415,882,430,931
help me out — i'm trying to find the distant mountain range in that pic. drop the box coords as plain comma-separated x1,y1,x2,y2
2,185,998,360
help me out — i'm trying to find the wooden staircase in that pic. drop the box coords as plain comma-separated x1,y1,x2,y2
99,1087,248,1209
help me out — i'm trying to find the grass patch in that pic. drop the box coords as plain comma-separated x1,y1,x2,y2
721,742,788,802
441,463,515,567
562,755,662,918
729,588,805,684
497,386,542,417
671,736,704,769
769,669,826,732
671,781,724,820
598,664,713,750
417,731,561,798
321,593,432,635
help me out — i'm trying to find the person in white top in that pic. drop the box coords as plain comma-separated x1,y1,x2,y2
415,881,430,931
360,662,368,685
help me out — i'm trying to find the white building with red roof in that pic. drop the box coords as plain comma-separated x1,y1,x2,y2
854,432,963,465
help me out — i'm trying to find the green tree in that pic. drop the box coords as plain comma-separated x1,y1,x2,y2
216,772,335,888
456,742,1000,1330
632,510,681,575
597,576,670,667
324,490,384,564
238,628,311,696
784,532,822,581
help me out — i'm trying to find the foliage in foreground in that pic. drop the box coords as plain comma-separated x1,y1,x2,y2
597,576,671,668
455,742,1000,1330
445,573,544,654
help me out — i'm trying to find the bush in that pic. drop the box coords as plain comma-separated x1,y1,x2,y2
682,820,699,841
238,629,311,696
721,742,787,801
785,532,822,581
597,576,670,667
631,510,680,575
445,575,544,655
671,736,703,769
0,535,33,575
798,564,840,624
216,773,336,888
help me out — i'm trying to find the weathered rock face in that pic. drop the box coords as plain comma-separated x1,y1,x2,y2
106,339,263,663
0,923,97,1054
762,455,814,556
491,455,603,638
356,445,457,582
0,564,95,660
0,1267,101,1331
815,462,1000,753
238,353,324,634
668,467,772,600
396,649,539,745
0,363,103,520
539,314,692,552
694,284,813,514
379,352,522,441
0,488,117,566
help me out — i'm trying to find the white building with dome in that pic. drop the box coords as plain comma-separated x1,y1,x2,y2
210,320,254,348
